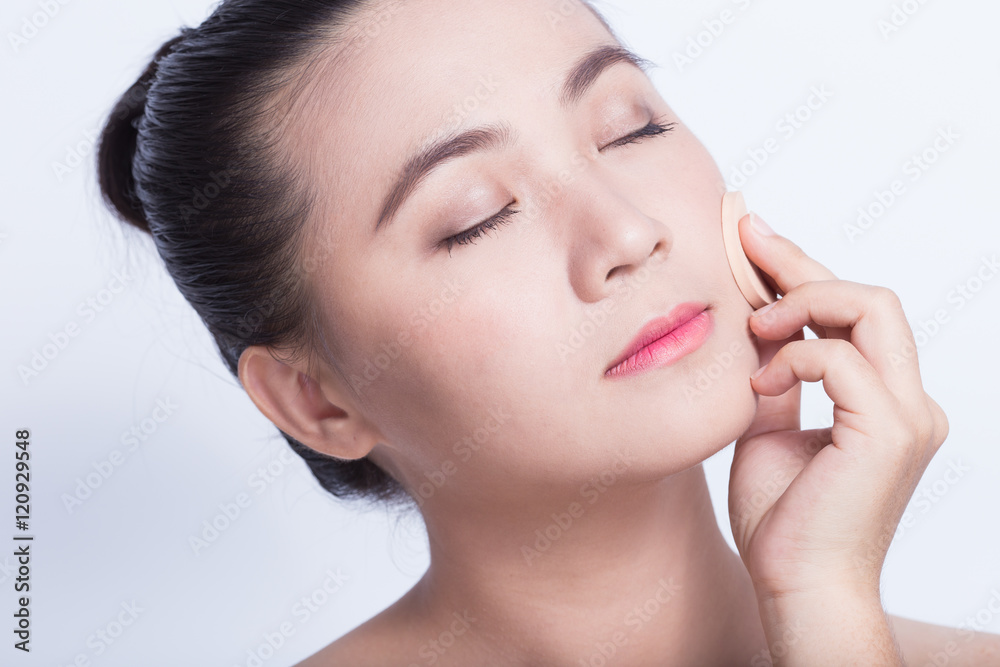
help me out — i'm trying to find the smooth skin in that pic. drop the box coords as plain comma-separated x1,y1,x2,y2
231,0,1000,664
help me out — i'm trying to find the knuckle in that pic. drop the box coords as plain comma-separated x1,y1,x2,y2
905,398,949,462
928,396,950,446
777,338,810,362
870,285,904,312
912,416,935,450
938,410,950,444
889,423,913,452
780,236,808,260
828,337,860,364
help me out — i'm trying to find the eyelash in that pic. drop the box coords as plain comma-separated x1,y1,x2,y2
441,118,677,256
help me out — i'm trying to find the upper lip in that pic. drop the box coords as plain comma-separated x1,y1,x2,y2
605,302,709,374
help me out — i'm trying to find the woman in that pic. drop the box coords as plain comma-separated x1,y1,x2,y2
97,0,999,664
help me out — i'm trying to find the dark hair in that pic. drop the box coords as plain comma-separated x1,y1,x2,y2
96,0,410,507
97,0,616,508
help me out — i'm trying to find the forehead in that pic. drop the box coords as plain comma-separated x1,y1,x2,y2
285,0,617,239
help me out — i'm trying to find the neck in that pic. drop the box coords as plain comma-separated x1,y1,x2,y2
406,464,769,665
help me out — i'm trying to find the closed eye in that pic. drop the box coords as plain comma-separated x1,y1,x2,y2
602,117,676,149
441,116,676,256
442,203,520,257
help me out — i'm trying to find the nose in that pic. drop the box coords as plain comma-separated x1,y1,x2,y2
559,167,673,304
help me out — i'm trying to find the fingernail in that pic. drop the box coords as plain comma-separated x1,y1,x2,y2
750,363,768,380
752,301,777,319
750,212,775,236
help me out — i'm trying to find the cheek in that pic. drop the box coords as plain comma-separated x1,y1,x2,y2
332,273,533,423
359,271,593,471
404,277,569,398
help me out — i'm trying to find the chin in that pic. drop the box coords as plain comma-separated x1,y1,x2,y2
665,371,761,473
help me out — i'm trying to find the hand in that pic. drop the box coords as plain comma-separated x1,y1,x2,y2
727,211,950,605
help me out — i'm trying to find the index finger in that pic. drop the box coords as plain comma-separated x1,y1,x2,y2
738,211,837,341
738,212,839,294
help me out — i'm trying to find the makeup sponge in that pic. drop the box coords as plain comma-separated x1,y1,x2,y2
721,191,777,309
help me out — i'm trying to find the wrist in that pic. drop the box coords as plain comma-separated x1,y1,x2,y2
755,587,903,666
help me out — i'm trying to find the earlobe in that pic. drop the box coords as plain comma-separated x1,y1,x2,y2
237,346,377,461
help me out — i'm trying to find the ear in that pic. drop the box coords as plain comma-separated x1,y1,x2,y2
237,345,380,461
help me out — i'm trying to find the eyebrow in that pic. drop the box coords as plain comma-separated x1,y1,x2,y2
373,44,656,234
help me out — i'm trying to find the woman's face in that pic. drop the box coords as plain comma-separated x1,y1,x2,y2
292,0,761,506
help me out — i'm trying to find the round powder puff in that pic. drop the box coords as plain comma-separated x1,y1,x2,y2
721,191,778,309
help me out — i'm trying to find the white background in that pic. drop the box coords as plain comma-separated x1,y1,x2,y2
2,0,998,665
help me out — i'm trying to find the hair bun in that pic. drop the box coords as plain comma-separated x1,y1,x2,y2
97,29,193,234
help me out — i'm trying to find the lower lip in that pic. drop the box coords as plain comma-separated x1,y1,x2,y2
605,309,713,379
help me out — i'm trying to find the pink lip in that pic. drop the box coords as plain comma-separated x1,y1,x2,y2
605,302,713,378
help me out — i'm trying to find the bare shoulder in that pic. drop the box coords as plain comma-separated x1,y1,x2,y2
292,603,419,667
291,580,486,667
888,613,1000,666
